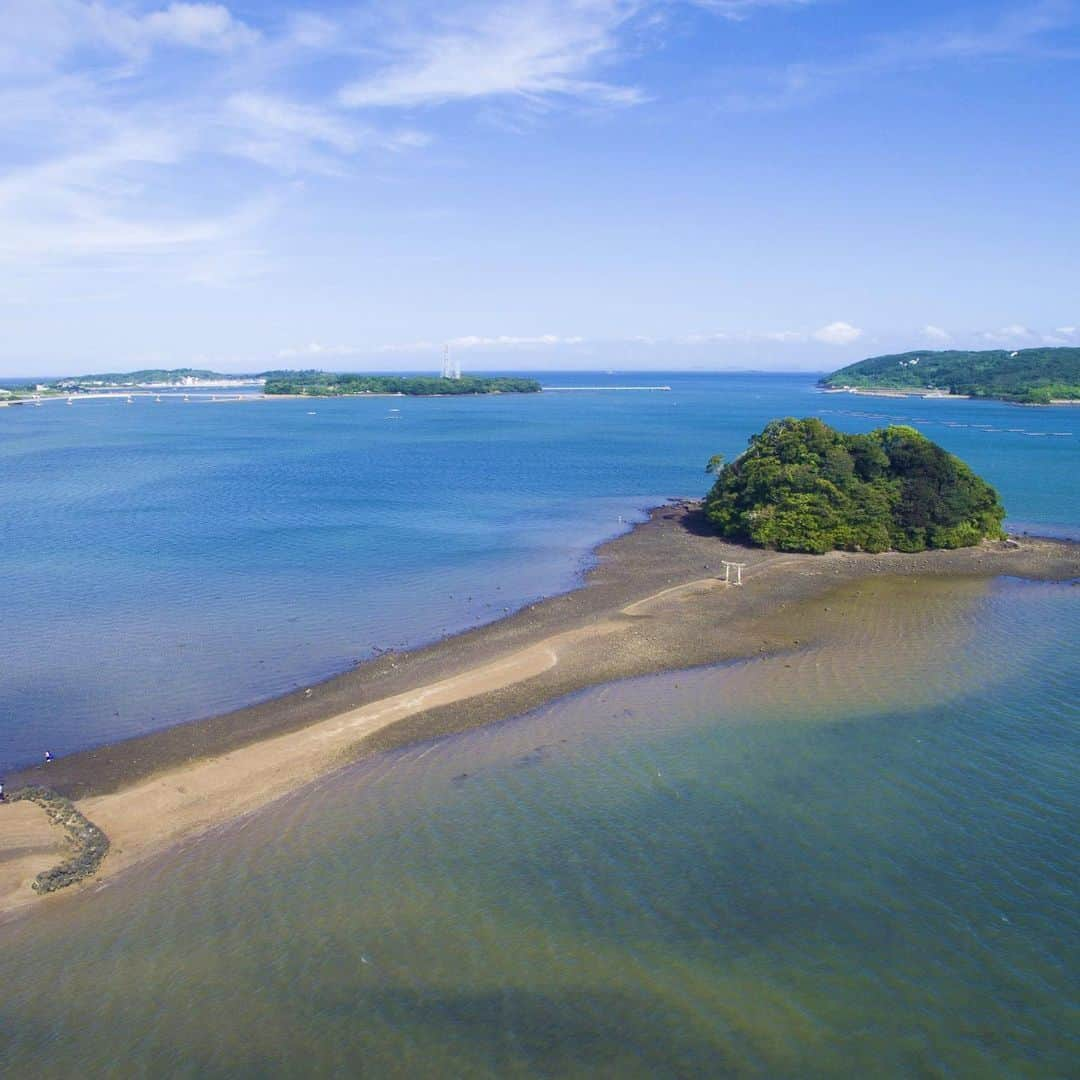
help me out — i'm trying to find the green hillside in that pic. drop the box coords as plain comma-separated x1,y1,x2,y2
820,348,1080,403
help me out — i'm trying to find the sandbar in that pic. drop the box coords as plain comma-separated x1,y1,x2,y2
1,503,1076,920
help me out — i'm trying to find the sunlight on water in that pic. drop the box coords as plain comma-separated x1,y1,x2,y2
2,576,1076,1077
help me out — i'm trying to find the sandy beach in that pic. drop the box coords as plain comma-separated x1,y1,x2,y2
2,503,1077,921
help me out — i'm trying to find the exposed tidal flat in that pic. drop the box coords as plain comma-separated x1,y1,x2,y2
0,568,1077,1075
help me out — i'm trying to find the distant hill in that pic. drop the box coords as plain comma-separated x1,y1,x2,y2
820,348,1080,404
263,372,542,396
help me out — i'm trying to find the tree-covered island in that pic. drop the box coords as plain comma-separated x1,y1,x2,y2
820,347,1080,404
262,372,542,396
705,417,1005,553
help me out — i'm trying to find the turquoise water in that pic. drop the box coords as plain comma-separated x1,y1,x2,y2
1,374,1077,770
1,576,1076,1076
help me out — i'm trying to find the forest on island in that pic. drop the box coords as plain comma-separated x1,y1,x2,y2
705,418,1005,554
263,372,542,396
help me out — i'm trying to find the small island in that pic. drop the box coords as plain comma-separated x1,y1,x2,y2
263,372,542,396
820,347,1080,404
705,417,1005,553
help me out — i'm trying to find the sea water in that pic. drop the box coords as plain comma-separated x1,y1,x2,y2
0,575,1075,1076
0,373,1077,1076
1,373,1076,770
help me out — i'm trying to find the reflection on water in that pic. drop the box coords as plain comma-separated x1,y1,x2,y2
1,577,1077,1077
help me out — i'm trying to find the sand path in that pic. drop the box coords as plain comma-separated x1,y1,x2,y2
9,621,619,910
1,563,750,920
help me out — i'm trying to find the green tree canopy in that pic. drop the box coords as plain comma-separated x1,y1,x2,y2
704,417,1006,554
262,373,541,396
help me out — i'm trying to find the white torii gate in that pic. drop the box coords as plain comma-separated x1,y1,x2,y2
720,560,746,586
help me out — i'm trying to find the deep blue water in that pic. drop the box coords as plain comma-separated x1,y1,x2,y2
1,372,1076,770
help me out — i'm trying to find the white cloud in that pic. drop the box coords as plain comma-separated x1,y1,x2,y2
1040,326,1079,345
980,324,1035,343
0,3,434,267
678,329,808,345
813,321,862,346
224,93,373,173
0,0,833,277
225,94,432,170
140,3,256,51
339,1,646,109
0,0,257,73
285,12,340,50
227,94,359,153
279,334,587,358
276,342,363,359
921,324,952,343
679,332,730,344
450,334,585,347
690,0,816,20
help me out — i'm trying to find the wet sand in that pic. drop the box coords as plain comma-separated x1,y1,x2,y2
0,803,67,919
2,504,1077,920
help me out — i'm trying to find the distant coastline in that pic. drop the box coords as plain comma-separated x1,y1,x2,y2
823,386,1080,405
2,501,1076,922
0,366,543,404
820,347,1080,404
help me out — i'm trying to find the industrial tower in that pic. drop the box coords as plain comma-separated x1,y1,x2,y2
441,345,462,380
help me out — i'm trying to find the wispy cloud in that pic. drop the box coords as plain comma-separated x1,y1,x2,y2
677,323,871,346
0,0,832,275
339,1,648,109
921,324,952,343
447,334,586,348
278,334,589,359
1041,326,1080,345
690,0,816,20
0,2,429,267
223,92,430,173
979,323,1036,343
276,342,363,360
0,0,258,76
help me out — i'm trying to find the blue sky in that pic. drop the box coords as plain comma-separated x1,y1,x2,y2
2,0,1078,374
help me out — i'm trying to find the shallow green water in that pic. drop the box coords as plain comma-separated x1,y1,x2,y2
1,577,1077,1077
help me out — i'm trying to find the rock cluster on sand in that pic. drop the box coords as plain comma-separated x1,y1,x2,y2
9,787,110,893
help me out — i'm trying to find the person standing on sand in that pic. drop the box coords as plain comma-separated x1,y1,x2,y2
44,751,53,765
0,780,5,802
